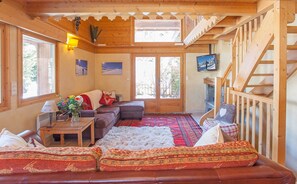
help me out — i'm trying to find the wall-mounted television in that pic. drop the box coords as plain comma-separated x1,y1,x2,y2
197,54,218,71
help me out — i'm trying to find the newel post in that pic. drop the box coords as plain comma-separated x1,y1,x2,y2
272,0,295,164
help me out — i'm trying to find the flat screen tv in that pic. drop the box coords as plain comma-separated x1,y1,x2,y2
197,54,218,71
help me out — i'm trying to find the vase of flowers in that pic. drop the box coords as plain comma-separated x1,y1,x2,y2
57,95,83,123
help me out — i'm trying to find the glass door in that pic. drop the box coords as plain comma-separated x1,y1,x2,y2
133,54,183,113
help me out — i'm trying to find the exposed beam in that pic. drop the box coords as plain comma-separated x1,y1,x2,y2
215,16,238,27
25,2,257,17
0,0,67,42
184,16,225,46
205,27,225,35
192,40,218,45
214,0,274,39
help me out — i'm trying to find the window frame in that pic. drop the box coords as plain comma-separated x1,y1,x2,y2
133,19,184,46
0,24,10,112
17,29,59,107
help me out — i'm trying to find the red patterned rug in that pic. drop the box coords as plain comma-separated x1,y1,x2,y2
115,114,203,146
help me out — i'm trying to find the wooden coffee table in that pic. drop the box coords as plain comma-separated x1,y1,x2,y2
40,117,95,147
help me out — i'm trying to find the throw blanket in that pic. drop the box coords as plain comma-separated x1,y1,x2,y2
80,94,93,110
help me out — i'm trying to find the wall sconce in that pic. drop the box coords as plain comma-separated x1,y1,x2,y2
67,38,78,50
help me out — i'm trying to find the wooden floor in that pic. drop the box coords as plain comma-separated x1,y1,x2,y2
190,112,205,124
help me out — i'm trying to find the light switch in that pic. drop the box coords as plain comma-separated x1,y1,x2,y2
11,81,17,96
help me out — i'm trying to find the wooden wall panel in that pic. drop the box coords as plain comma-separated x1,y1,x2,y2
49,16,132,46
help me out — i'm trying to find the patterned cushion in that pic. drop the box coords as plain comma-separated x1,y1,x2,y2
0,147,102,175
100,141,258,171
99,93,116,106
204,119,239,140
214,103,236,123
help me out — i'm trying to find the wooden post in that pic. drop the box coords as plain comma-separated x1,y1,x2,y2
272,0,294,164
214,77,222,115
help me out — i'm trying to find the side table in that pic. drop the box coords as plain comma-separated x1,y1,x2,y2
40,117,95,147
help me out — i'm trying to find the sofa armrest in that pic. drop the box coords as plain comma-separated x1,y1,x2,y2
17,130,43,144
80,110,96,117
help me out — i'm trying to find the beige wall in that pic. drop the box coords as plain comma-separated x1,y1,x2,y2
286,72,297,175
58,44,95,96
95,54,131,101
0,26,95,134
185,40,231,113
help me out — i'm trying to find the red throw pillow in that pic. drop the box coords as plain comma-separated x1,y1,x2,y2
99,93,115,106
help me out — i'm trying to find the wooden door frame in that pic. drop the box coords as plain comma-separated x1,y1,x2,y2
131,53,184,113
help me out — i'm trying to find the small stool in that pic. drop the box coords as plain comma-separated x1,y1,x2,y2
119,101,144,120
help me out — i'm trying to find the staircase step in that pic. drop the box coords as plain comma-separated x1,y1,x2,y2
247,84,273,87
252,73,273,76
268,45,297,50
259,60,297,64
287,26,297,33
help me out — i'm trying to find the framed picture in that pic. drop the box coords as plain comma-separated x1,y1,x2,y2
76,59,88,76
102,62,123,75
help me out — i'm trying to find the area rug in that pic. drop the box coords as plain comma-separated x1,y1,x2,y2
94,126,174,152
115,114,203,146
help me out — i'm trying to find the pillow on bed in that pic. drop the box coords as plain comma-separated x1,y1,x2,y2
194,124,224,147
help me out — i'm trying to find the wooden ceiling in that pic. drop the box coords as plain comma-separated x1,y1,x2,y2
16,0,267,46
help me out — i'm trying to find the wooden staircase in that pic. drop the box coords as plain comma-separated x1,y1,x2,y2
232,10,297,97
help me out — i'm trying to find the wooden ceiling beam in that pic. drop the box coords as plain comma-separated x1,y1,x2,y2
204,27,225,35
214,0,274,39
25,2,257,17
215,16,239,27
0,0,67,42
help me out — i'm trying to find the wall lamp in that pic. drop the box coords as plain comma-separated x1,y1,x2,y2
67,38,79,50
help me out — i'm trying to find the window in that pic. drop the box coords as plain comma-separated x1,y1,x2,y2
134,20,181,42
0,24,10,112
18,31,57,106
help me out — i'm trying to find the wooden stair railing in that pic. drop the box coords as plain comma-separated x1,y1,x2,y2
227,88,274,159
232,10,274,92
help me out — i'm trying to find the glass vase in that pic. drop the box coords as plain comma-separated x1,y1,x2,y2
71,112,80,123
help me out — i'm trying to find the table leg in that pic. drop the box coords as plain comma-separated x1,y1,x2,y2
40,130,47,147
60,134,64,145
90,120,95,145
78,132,83,147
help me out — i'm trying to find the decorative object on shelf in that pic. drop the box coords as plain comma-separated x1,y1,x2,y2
76,59,88,76
90,25,102,43
57,95,83,123
102,62,123,75
41,100,59,127
74,16,81,32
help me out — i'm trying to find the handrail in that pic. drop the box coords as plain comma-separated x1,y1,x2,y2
227,88,274,160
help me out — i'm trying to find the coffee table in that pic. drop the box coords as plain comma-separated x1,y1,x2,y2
40,117,95,147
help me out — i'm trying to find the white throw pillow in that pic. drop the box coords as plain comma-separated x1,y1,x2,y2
194,124,224,147
0,128,28,148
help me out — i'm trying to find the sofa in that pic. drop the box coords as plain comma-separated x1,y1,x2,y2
79,90,145,139
0,130,295,184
